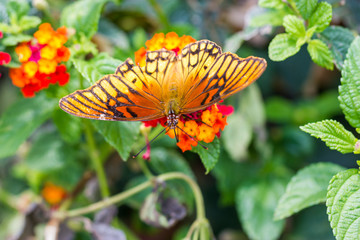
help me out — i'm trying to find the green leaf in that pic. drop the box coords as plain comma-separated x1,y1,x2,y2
0,95,56,159
339,37,360,128
2,34,32,46
275,162,345,220
307,39,334,70
293,0,317,20
149,148,195,179
92,120,140,160
283,15,305,38
18,16,41,31
7,0,29,20
327,169,360,240
60,0,110,39
250,9,286,27
319,26,355,70
52,108,82,144
224,27,258,53
259,0,285,9
192,137,220,174
25,130,76,171
308,2,332,33
300,120,357,154
239,84,265,128
72,53,122,84
269,33,300,61
236,178,286,240
222,114,252,160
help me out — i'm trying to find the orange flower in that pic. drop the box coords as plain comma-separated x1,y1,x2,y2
40,45,57,60
15,43,31,62
164,32,181,50
34,23,53,44
146,33,165,51
23,61,38,77
138,32,232,152
10,23,71,97
41,182,67,206
38,59,57,74
135,47,146,67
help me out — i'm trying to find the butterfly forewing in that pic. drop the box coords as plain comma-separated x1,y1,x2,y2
180,52,267,113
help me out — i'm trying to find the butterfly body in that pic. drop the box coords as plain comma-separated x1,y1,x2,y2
59,40,267,130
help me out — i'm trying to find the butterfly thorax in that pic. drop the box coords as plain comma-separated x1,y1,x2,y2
166,109,179,129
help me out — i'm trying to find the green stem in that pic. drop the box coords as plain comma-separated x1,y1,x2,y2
53,172,205,221
84,120,110,198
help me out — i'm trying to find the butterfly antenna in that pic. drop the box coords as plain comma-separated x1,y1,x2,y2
183,115,212,128
176,126,208,150
133,127,168,158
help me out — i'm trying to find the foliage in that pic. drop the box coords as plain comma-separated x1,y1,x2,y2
0,0,359,239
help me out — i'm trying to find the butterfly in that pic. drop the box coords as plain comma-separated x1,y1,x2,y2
59,40,266,132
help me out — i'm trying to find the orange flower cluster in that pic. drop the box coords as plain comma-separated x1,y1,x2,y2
10,23,70,97
135,32,196,67
41,182,67,206
137,32,234,152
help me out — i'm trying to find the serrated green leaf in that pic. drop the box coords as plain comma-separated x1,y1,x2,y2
283,15,305,38
92,120,140,160
0,95,56,159
300,119,357,153
60,0,110,39
222,114,252,160
307,39,334,70
250,9,286,27
259,0,285,9
269,33,300,61
18,16,41,31
305,26,317,41
2,34,32,46
326,169,360,240
275,162,345,220
192,137,220,174
25,130,76,171
236,178,286,240
308,2,332,33
339,37,360,128
72,53,122,84
319,26,355,70
293,0,317,20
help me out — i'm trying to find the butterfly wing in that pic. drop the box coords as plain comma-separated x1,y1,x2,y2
59,51,176,121
178,45,267,113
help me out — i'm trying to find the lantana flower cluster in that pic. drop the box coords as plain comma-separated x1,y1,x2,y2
136,32,234,152
10,23,71,97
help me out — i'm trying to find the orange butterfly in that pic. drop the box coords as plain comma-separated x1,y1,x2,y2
59,40,266,132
